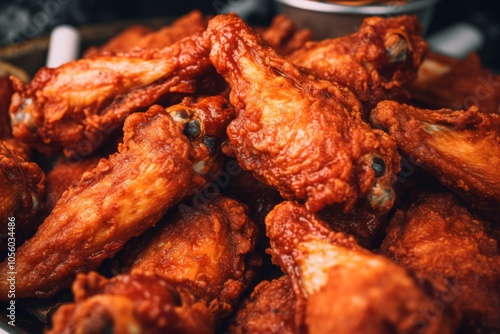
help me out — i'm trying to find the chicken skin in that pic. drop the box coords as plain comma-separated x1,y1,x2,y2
370,100,500,211
409,52,500,115
289,15,427,112
205,14,400,213
84,10,208,57
0,97,235,299
0,140,45,256
381,192,500,332
265,201,458,334
47,196,259,333
9,32,217,156
228,275,300,334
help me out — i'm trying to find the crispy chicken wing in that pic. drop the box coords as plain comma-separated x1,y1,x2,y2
84,10,208,57
205,14,400,213
380,192,500,332
9,32,218,156
228,275,299,334
289,15,427,112
49,273,215,334
409,52,500,115
266,201,458,334
0,140,45,256
370,100,500,211
0,97,235,299
47,196,259,333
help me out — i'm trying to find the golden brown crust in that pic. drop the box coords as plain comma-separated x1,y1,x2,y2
0,97,233,299
380,192,500,331
290,15,427,111
206,14,400,213
9,32,215,156
48,273,215,334
129,196,260,319
47,196,259,333
370,100,500,211
265,201,458,334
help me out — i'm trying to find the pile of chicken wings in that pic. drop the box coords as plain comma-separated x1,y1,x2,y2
0,10,499,334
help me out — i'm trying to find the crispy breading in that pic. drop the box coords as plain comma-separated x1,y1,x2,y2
47,196,259,333
381,192,500,331
0,97,234,299
290,15,427,112
370,100,500,211
206,14,400,213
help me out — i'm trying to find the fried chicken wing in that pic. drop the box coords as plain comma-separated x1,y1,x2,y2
260,14,312,56
266,201,458,334
409,52,500,115
47,196,259,333
228,275,299,334
0,140,45,256
370,100,500,211
289,15,427,112
380,192,500,332
0,97,235,299
49,273,214,334
205,14,400,213
10,32,217,156
84,10,208,57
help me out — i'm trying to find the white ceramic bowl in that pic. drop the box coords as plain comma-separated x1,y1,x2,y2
274,0,440,39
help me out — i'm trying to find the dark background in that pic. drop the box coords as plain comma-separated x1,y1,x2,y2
0,0,499,70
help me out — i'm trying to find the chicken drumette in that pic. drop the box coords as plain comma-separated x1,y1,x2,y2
0,96,234,299
205,14,400,214
289,15,427,112
47,196,259,333
266,201,458,334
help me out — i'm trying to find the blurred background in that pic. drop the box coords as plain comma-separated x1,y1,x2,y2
0,0,499,71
